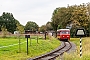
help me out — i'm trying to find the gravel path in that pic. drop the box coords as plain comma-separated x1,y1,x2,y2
57,41,76,60
67,42,76,53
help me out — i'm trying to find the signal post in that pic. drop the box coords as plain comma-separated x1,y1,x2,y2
75,28,86,58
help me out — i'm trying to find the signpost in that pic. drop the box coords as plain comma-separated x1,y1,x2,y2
25,34,30,55
25,30,31,55
18,34,21,53
45,32,47,40
75,28,86,58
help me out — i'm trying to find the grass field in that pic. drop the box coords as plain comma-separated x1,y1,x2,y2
58,37,90,60
0,35,60,60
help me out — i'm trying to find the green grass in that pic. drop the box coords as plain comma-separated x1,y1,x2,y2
0,38,25,46
70,38,80,46
57,37,90,60
0,36,60,60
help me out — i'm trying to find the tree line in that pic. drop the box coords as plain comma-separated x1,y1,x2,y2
0,2,90,37
0,12,39,34
0,12,51,35
51,3,90,37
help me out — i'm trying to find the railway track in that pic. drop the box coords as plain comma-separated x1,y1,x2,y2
28,41,72,60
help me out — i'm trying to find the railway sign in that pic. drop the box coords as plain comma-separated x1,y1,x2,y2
25,35,30,38
25,30,31,55
75,28,86,58
25,34,30,55
75,28,86,37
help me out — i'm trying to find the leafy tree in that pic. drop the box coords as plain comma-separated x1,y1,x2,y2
0,12,17,33
39,25,46,33
46,22,53,31
51,8,60,37
51,3,90,37
39,22,53,33
25,21,39,31
87,3,90,36
51,7,70,29
0,16,4,31
1,26,8,38
51,7,67,37
57,7,70,28
57,25,61,29
16,20,24,34
69,4,89,37
51,8,60,31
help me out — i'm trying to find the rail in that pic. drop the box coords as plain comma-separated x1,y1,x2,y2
28,41,72,60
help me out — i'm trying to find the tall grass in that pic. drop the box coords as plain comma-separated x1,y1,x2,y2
57,37,90,60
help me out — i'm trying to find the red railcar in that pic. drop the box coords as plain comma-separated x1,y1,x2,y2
57,29,70,41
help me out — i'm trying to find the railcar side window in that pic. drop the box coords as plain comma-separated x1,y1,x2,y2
57,32,60,35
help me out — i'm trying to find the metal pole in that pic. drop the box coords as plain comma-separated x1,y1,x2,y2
19,37,21,53
18,34,21,53
80,37,82,58
30,37,31,46
27,38,28,55
37,34,38,43
45,32,46,40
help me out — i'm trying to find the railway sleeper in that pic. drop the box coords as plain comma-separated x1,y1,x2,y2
40,56,56,60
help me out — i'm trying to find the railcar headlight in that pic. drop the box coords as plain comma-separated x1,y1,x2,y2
63,36,64,37
67,36,69,37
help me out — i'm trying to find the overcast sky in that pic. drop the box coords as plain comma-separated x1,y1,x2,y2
0,0,89,26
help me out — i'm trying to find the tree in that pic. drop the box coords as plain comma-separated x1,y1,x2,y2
0,12,17,33
0,16,4,31
51,7,67,37
51,8,60,37
51,7,69,29
39,25,46,33
46,22,53,31
16,20,24,34
51,3,90,37
1,26,8,38
25,21,39,31
69,4,89,37
87,2,90,36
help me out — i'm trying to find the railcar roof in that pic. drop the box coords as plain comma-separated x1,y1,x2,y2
57,29,70,31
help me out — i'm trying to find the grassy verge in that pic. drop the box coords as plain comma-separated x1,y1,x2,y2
0,36,60,60
57,37,90,60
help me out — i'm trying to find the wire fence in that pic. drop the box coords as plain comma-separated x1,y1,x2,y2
0,41,26,49
0,34,45,49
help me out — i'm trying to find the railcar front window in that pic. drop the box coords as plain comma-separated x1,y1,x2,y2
61,31,69,34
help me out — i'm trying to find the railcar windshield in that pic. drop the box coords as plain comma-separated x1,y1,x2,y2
60,31,70,34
